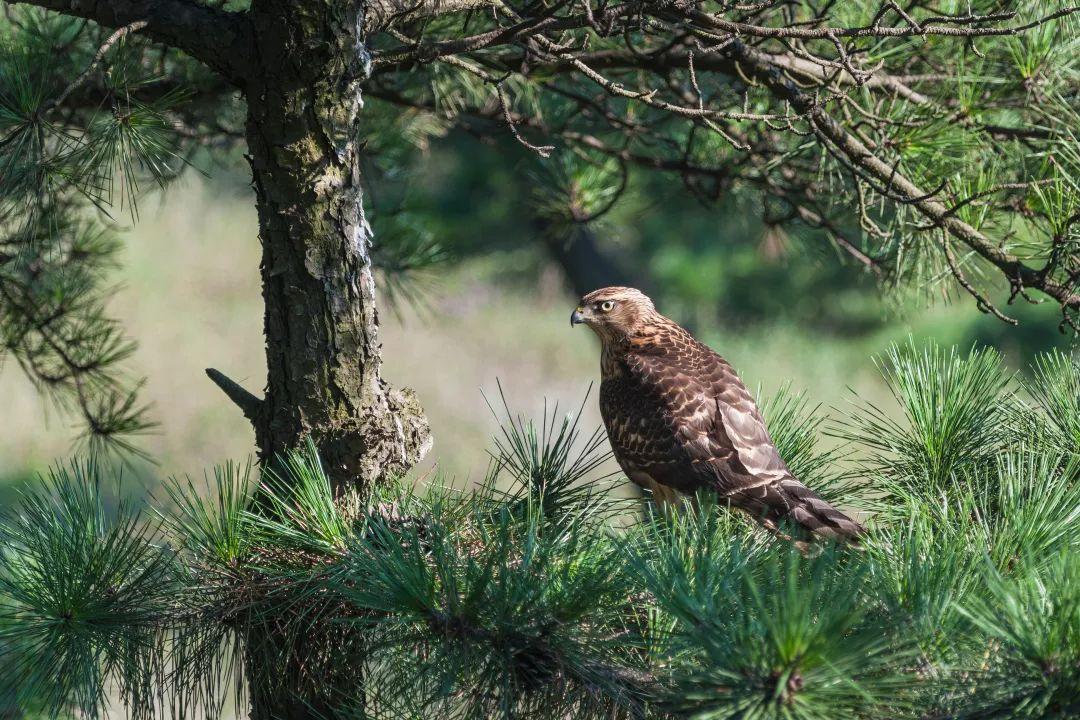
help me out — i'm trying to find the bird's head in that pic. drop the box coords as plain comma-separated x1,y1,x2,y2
570,286,657,342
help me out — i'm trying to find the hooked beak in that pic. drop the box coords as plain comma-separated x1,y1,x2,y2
570,306,587,327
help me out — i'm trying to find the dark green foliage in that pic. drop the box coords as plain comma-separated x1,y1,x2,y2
256,443,353,554
483,381,618,518
632,520,921,719
334,496,642,718
371,222,450,319
0,11,223,458
1017,351,1080,455
0,461,176,717
2,344,1079,718
160,460,254,568
955,552,1080,719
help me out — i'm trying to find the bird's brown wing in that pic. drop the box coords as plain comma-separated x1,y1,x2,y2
620,344,787,493
619,335,863,540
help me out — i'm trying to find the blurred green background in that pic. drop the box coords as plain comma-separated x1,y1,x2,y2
0,138,1068,493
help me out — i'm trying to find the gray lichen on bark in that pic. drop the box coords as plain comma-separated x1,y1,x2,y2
238,0,431,496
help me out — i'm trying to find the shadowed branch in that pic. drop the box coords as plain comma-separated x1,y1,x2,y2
205,367,263,423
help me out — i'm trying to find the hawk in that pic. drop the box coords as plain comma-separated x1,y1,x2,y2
571,286,863,542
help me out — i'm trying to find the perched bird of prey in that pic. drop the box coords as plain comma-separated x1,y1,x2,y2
571,286,863,542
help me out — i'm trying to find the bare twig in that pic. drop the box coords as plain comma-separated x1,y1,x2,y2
48,20,149,110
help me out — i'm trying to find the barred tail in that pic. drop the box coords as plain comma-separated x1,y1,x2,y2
735,476,864,542
776,477,864,541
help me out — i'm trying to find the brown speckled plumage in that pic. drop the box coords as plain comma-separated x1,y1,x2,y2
571,287,863,542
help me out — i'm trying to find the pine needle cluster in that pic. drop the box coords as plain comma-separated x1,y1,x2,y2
2,343,1077,719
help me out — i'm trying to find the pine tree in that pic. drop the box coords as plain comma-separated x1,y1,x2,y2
1,345,1078,718
1,1,1077,467
1,1,1079,718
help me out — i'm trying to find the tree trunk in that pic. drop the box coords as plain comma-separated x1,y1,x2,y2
236,4,430,715
241,0,431,497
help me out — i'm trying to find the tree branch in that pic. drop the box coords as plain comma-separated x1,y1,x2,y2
725,39,1080,310
685,6,1080,40
6,0,254,84
49,19,148,108
365,0,499,32
206,367,263,424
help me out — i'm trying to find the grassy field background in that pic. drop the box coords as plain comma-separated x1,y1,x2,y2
0,173,1068,492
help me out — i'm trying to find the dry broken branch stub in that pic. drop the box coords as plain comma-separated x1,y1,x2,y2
205,368,263,424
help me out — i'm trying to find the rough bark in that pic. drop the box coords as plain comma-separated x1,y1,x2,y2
236,2,431,717
237,0,431,499
10,0,433,715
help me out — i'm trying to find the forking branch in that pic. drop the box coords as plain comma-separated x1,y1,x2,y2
366,0,1080,329
8,0,1080,332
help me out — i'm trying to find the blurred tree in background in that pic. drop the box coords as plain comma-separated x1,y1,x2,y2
0,0,1079,717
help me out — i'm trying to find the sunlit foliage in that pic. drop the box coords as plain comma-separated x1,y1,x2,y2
2,344,1077,718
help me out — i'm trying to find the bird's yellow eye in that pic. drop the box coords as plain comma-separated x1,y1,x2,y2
600,300,615,312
